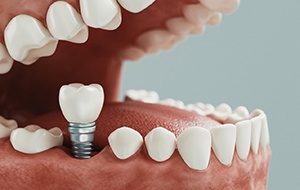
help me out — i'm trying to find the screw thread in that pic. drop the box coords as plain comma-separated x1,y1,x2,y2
72,142,93,159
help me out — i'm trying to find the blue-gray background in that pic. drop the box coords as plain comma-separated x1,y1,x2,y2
121,1,299,189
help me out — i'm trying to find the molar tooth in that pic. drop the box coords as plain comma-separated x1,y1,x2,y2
108,127,143,159
250,109,270,149
207,12,223,26
183,4,213,27
185,104,205,115
200,0,240,14
235,120,251,160
0,116,18,138
126,89,159,103
10,125,63,154
80,0,121,29
4,15,58,65
195,102,215,115
0,43,14,74
209,103,232,121
225,106,250,124
159,99,185,109
211,124,236,165
117,46,145,61
117,0,155,13
166,18,194,40
145,127,176,162
250,116,262,154
46,1,88,43
177,127,211,170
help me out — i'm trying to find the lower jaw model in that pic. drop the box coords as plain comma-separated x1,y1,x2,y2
0,0,271,189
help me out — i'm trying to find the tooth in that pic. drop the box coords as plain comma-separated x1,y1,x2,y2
141,91,160,103
117,46,145,61
190,25,206,35
4,15,58,65
183,4,213,27
211,124,236,165
209,103,232,121
225,106,249,123
117,0,155,13
0,43,14,74
145,127,176,162
80,0,121,29
195,102,215,115
250,116,262,154
126,89,159,103
101,10,122,30
177,127,211,170
250,109,270,149
59,83,104,123
235,120,251,160
185,104,205,115
108,127,143,159
0,116,18,138
10,125,63,154
207,12,223,26
200,0,240,13
136,30,176,54
166,18,194,40
46,1,88,43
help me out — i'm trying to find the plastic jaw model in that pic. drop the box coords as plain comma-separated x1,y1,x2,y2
0,0,271,189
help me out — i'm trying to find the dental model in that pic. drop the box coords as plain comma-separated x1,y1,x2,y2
59,83,104,158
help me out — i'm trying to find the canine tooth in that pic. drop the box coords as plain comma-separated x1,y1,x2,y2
235,120,251,160
250,116,262,154
207,12,223,26
117,0,155,13
183,4,213,27
211,124,236,165
195,102,215,115
10,125,63,154
4,15,58,65
80,0,121,29
209,103,232,121
136,30,176,54
200,0,240,13
166,18,194,40
250,109,270,149
108,127,143,159
177,127,211,170
145,127,176,162
59,83,104,123
0,43,14,74
0,116,18,138
118,46,145,61
46,1,88,43
226,106,250,123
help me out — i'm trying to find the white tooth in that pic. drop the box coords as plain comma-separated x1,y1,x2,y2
166,18,194,40
177,127,211,170
136,30,176,54
209,103,232,121
185,104,205,115
145,127,176,162
10,125,63,154
207,12,223,26
59,83,104,123
190,25,206,35
126,89,147,101
141,91,160,103
159,98,177,107
250,116,262,154
200,0,240,13
117,46,145,61
118,0,155,13
80,0,121,29
102,10,122,30
108,127,143,159
235,120,251,160
211,124,236,165
0,43,14,74
0,116,18,138
183,4,213,27
4,15,58,65
226,106,250,124
46,1,88,43
250,109,270,149
195,102,215,115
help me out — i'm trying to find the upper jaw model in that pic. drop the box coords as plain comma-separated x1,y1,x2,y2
0,0,271,189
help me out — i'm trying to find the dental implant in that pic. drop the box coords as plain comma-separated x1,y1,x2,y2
59,83,104,159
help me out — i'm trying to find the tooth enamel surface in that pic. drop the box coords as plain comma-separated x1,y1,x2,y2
185,104,205,115
183,4,213,27
59,83,104,123
4,15,58,65
200,0,240,13
235,120,251,160
211,124,236,165
101,10,122,30
250,109,270,149
108,127,143,159
80,0,120,29
126,89,159,103
250,116,262,154
46,1,89,43
207,12,223,26
209,103,232,121
118,46,145,61
195,102,215,115
0,43,14,74
145,127,176,162
10,125,63,154
166,18,194,40
0,116,18,138
177,127,211,170
226,106,250,123
117,0,155,13
159,98,185,109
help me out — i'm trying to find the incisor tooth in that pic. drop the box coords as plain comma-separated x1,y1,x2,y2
183,4,213,27
118,0,155,13
0,116,18,138
250,116,262,154
10,125,63,154
177,127,211,170
235,120,251,160
4,15,58,65
108,127,143,159
145,127,176,162
46,1,89,43
200,0,240,14
0,43,14,74
250,109,270,149
211,124,236,165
